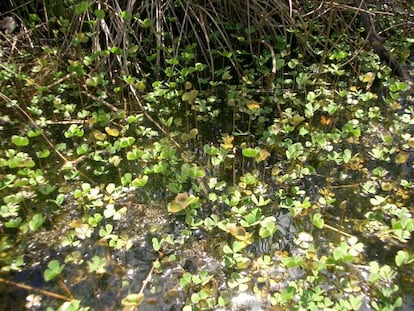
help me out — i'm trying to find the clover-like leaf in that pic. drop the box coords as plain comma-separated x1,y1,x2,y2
44,260,65,281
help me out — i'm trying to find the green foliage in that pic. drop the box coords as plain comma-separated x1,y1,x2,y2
0,0,413,309
44,260,65,281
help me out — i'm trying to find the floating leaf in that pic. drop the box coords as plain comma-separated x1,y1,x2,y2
259,217,277,239
93,130,107,141
320,115,333,126
232,240,248,252
184,81,192,90
36,149,51,158
395,250,414,267
29,214,45,231
11,135,29,146
121,293,145,306
370,195,386,206
395,151,409,164
44,260,65,281
88,256,107,274
104,204,127,220
105,126,120,137
381,182,393,192
127,148,144,160
168,193,199,213
226,223,252,241
227,223,245,236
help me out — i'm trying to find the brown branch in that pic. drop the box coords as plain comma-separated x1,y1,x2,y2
0,277,72,301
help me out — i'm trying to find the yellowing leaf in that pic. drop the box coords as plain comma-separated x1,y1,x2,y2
255,148,270,162
105,127,120,137
226,223,252,241
93,130,107,141
167,193,199,214
182,90,198,102
360,72,376,90
121,293,144,306
350,86,357,92
247,101,260,111
395,151,409,164
220,135,234,149
361,72,376,83
320,115,333,126
184,81,192,90
181,128,198,142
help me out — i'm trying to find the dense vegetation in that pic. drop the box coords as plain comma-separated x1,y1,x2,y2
0,0,413,310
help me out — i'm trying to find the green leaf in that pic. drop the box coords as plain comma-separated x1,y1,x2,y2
29,214,45,231
11,135,29,146
44,260,65,281
180,272,192,288
152,237,161,251
395,250,414,266
312,213,324,229
36,149,51,158
94,9,105,19
127,149,144,160
232,240,248,253
88,256,107,274
131,175,148,187
75,1,90,14
242,147,260,158
343,149,352,163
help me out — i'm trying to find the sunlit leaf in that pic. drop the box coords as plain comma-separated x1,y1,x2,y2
131,175,148,187
370,195,386,206
242,147,260,158
395,250,414,267
360,72,376,89
246,101,260,111
220,135,234,149
11,135,29,146
232,240,248,252
105,127,120,137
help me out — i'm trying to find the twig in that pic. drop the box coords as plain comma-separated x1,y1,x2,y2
0,277,71,301
80,90,119,112
138,252,164,295
324,223,354,238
